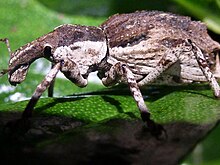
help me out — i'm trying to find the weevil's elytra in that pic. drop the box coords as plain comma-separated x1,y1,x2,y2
1,11,220,135
100,11,220,84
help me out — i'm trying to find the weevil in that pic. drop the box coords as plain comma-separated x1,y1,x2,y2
1,11,220,135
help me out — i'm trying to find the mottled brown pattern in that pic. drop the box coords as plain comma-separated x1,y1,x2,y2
55,25,105,47
159,38,185,48
1,11,220,132
101,10,220,53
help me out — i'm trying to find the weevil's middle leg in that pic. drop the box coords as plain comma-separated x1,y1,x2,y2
48,63,56,97
120,64,151,115
121,64,164,134
101,63,164,135
22,62,61,118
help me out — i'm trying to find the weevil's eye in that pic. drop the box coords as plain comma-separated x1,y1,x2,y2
43,44,52,58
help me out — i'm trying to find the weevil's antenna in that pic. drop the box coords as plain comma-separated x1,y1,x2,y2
0,38,11,76
0,38,12,57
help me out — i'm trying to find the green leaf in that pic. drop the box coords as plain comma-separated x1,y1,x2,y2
0,85,219,125
1,85,219,164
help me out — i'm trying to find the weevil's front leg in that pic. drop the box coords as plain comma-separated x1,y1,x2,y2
102,63,151,117
190,40,220,97
22,62,61,118
60,59,88,87
101,63,164,136
101,62,123,86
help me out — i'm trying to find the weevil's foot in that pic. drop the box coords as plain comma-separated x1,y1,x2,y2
141,112,167,139
3,118,31,137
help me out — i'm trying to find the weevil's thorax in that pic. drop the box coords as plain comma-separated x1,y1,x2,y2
52,25,107,76
101,11,220,84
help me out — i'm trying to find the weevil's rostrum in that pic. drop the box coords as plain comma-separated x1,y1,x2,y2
1,11,220,134
8,25,107,86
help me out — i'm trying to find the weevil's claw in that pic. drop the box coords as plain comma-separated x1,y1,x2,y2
141,112,167,139
3,118,31,137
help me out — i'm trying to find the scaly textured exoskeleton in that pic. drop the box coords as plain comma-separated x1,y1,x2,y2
1,11,220,134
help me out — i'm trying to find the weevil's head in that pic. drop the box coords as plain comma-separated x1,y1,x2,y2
8,24,107,85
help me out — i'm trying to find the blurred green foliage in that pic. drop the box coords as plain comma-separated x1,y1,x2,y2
37,0,220,34
172,0,220,34
0,85,220,124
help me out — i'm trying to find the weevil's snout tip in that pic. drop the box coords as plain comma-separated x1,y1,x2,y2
0,69,9,77
9,65,29,86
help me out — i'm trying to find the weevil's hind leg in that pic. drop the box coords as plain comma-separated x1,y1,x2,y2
22,62,61,118
101,62,165,136
189,40,220,98
121,65,165,136
48,63,56,97
138,50,179,86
